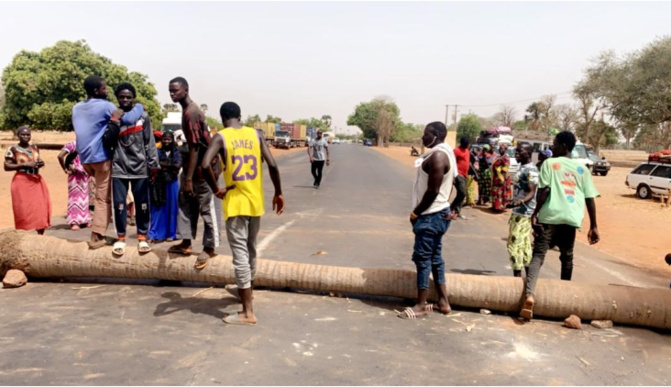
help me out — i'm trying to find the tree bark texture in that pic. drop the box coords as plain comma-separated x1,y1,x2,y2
1,230,670,330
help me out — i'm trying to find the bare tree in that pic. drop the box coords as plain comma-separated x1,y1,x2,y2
493,104,517,128
555,104,580,132
375,108,394,147
525,95,557,131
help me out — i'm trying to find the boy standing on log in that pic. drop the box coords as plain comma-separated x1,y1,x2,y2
202,102,285,325
521,131,600,320
399,122,457,320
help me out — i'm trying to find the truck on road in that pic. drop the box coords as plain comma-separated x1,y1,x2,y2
274,123,307,148
254,122,278,146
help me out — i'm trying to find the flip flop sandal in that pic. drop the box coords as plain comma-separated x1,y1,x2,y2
194,255,211,270
168,246,193,255
222,313,256,326
520,300,535,320
112,241,126,256
138,241,152,254
397,307,428,320
88,238,108,250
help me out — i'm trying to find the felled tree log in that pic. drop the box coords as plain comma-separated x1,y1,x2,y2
1,230,670,330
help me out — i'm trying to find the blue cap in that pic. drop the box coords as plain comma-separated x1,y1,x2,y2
541,149,553,157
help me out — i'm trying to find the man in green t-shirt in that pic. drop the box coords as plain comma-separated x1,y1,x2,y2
520,131,600,320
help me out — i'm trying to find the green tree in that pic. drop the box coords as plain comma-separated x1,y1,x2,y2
575,37,671,150
293,116,331,130
456,114,483,142
347,96,401,145
161,103,180,117
0,82,6,129
243,114,262,127
265,115,282,124
512,120,528,131
321,115,332,128
1,40,161,131
618,121,638,149
205,116,221,130
577,119,617,150
391,122,423,143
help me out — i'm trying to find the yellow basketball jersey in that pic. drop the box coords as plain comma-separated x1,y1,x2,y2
220,126,264,219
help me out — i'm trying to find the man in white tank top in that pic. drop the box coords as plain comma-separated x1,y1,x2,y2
399,122,456,319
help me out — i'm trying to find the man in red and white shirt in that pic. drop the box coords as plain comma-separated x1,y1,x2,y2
451,136,471,219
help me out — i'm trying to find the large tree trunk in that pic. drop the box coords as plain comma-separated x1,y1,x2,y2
2,231,670,330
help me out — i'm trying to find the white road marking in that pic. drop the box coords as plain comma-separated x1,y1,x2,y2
584,258,645,287
257,219,296,256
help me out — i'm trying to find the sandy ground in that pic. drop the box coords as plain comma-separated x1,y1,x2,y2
373,145,671,273
0,133,304,230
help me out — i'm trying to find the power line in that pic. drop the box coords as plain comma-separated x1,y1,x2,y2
457,91,574,108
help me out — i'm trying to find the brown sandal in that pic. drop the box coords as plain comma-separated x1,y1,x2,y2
168,246,193,255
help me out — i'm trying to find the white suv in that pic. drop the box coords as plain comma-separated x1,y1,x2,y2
626,162,671,199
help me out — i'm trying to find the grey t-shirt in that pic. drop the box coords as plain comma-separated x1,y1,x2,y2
310,138,328,161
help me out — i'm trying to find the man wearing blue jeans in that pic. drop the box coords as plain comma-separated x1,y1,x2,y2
399,122,457,319
72,75,144,249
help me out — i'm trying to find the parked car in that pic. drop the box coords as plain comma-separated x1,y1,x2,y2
363,140,373,146
625,161,671,199
333,138,341,144
587,151,611,176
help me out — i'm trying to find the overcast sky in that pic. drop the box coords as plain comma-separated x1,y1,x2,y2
0,1,669,133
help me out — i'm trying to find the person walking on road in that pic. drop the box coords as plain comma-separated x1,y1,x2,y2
104,83,159,255
507,143,538,277
307,129,330,189
399,122,456,320
202,102,285,325
521,131,600,320
166,77,221,267
451,136,470,219
72,75,144,249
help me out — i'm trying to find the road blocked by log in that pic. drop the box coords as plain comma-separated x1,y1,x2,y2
1,230,670,330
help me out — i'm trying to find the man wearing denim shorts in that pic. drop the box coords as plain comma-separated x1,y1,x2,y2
399,121,457,320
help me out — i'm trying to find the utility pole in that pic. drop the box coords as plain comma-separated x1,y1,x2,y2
453,104,459,128
444,105,450,127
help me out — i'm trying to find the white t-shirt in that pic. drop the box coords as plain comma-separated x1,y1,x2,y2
310,138,329,161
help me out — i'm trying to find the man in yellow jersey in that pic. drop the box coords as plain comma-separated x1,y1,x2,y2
202,102,285,325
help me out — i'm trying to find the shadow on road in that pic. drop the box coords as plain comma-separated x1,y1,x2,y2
154,291,238,320
450,268,497,276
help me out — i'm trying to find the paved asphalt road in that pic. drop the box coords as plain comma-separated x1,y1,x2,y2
1,144,670,385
